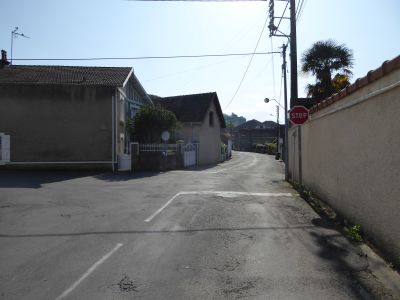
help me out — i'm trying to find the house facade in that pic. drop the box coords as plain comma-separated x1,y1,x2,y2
232,119,283,151
152,92,226,165
0,63,151,170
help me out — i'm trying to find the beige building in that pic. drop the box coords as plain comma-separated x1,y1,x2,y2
0,62,151,170
288,55,400,267
152,92,226,165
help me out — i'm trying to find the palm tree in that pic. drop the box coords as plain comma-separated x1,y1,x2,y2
301,40,354,101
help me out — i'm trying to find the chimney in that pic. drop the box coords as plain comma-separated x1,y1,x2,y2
1,50,10,68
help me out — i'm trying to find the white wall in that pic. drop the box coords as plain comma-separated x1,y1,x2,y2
288,68,400,267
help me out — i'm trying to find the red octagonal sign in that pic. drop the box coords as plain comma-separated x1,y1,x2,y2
289,106,309,125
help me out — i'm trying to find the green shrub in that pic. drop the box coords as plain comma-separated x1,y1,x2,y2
348,224,363,242
131,104,178,143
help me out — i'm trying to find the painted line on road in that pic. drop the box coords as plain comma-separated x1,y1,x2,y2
144,191,295,222
55,243,123,300
145,192,183,222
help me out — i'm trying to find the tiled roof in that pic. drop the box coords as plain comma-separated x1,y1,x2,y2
0,65,132,86
234,119,262,130
310,55,400,114
152,92,226,128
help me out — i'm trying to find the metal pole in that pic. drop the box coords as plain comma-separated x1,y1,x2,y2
276,105,279,155
298,125,302,184
289,0,298,108
282,44,289,181
10,31,14,65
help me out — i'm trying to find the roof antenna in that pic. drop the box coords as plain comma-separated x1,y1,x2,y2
10,27,30,65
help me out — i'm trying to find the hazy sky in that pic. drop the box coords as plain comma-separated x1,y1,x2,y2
1,0,399,123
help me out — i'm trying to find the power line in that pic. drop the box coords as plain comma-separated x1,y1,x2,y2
11,52,279,62
296,0,306,23
126,0,268,1
224,15,271,110
270,38,276,98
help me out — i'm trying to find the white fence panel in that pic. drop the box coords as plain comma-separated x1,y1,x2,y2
183,143,197,167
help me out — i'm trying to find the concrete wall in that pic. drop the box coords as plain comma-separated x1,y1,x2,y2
175,101,222,165
0,85,114,169
198,101,222,165
288,68,400,266
177,123,201,143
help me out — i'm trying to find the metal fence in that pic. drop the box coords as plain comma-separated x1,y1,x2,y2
139,144,179,152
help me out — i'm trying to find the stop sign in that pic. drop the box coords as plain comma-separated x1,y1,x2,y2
289,106,309,125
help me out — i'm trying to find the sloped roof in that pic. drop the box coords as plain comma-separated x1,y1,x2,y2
0,65,132,87
234,119,262,130
262,120,278,128
152,92,226,128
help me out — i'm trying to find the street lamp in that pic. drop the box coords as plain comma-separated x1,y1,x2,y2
264,98,285,110
264,99,281,160
264,96,289,180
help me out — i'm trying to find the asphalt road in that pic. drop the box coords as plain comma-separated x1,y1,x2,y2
0,152,397,299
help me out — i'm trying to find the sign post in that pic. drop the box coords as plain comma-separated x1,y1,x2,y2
288,106,309,184
289,106,309,125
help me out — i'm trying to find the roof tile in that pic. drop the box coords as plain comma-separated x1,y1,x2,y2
0,65,132,87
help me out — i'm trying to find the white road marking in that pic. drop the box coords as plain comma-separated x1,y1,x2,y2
145,192,183,222
144,191,294,222
55,243,123,300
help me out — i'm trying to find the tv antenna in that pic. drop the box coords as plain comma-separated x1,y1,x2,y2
11,27,30,65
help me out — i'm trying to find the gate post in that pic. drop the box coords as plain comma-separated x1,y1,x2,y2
176,140,184,169
131,142,139,171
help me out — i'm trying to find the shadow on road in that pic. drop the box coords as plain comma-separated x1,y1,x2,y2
0,171,98,189
0,170,173,188
305,218,388,299
94,171,161,182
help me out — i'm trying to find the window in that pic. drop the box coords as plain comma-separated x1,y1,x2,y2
209,111,214,127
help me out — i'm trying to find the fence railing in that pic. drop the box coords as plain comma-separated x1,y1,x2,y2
139,143,179,152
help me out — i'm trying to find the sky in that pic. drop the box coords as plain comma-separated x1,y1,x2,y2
1,0,399,123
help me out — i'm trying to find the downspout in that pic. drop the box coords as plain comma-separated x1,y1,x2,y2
111,90,116,171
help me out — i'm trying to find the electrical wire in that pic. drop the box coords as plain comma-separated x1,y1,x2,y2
224,15,270,110
296,0,306,23
11,52,279,62
274,0,289,34
126,0,268,2
270,38,276,98
142,54,246,83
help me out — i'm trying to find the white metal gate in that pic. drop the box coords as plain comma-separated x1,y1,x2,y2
183,143,197,167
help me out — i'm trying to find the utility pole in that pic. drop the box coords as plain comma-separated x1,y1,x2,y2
282,43,289,181
268,0,299,181
289,0,298,108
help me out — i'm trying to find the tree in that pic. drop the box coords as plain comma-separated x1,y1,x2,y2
131,104,178,143
223,113,246,129
301,40,354,101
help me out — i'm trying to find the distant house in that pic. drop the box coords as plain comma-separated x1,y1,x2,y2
232,119,283,151
152,92,226,165
235,119,263,129
0,59,151,170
